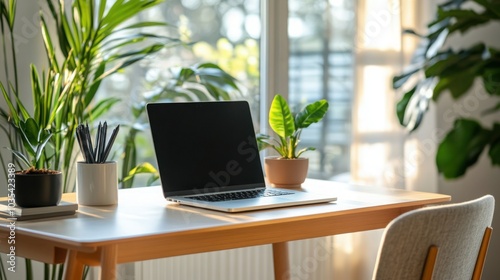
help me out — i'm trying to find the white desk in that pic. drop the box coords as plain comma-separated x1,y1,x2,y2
0,179,450,279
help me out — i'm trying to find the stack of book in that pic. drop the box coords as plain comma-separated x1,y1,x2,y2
0,201,78,221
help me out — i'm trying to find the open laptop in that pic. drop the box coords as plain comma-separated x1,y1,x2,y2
146,101,337,212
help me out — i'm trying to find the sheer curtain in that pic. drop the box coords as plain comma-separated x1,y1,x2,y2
333,0,434,279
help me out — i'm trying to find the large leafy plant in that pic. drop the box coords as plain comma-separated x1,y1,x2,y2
1,66,71,172
1,0,173,191
393,0,500,178
1,0,172,278
257,94,329,159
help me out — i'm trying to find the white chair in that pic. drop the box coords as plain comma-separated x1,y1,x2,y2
372,195,494,280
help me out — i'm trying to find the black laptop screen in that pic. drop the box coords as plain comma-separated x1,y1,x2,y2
147,101,265,196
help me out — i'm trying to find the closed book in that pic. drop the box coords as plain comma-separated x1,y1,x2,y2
0,200,78,217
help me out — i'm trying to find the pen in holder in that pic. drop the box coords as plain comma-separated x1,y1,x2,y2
76,122,119,206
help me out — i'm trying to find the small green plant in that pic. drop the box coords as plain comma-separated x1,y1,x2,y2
5,118,52,172
257,94,329,159
1,66,70,173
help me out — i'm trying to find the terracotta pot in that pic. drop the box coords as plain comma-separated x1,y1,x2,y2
264,157,308,188
14,171,62,208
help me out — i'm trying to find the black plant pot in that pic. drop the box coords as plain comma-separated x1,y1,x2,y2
14,171,62,208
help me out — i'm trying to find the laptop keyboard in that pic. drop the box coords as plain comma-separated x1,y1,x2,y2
188,189,294,202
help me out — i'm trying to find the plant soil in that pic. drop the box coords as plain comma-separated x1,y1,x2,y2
16,167,60,175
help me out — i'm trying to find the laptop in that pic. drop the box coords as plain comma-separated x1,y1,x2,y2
146,101,337,212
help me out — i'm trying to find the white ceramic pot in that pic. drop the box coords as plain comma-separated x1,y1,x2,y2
264,157,308,188
77,161,118,206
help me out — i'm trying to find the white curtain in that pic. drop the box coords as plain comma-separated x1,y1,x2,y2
332,0,435,279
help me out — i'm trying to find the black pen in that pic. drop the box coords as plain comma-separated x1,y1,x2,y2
76,126,87,163
99,122,107,163
101,125,119,163
85,123,95,163
94,122,101,162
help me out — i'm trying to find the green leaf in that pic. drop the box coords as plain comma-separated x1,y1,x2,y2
438,8,491,34
296,147,315,158
34,131,53,164
269,95,295,139
482,67,500,96
98,0,107,21
401,78,436,131
116,21,167,31
474,0,500,18
84,62,106,106
204,83,230,100
432,69,476,100
5,148,31,169
84,97,121,120
393,66,420,89
488,123,500,166
20,118,40,149
436,119,491,178
0,82,20,125
41,15,59,72
295,100,328,129
396,86,416,126
7,0,16,29
122,162,158,183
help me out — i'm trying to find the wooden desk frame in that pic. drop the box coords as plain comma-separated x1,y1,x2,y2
0,180,450,280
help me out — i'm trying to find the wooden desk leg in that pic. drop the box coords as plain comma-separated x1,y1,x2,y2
100,245,118,280
273,242,290,280
63,250,84,280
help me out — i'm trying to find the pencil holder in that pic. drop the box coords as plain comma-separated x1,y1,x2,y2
77,161,118,206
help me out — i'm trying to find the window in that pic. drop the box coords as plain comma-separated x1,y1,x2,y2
288,0,354,179
98,0,354,186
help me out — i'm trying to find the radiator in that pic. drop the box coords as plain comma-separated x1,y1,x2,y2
133,236,336,280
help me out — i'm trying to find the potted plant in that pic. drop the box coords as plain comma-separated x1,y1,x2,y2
257,94,329,187
1,71,65,207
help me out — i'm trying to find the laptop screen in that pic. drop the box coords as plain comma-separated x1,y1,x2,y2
147,101,265,196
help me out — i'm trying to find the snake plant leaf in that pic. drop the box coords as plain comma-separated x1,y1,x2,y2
8,148,31,168
0,83,20,124
19,118,39,150
436,119,491,178
489,123,500,166
34,130,53,166
269,95,295,139
295,99,328,129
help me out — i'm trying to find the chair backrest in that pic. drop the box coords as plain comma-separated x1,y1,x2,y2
372,195,495,280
